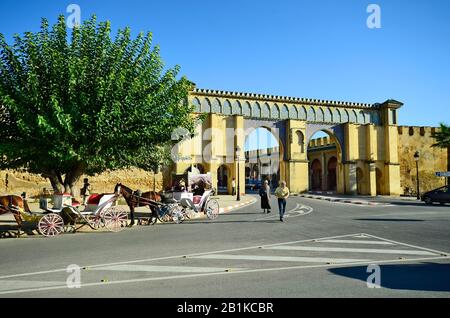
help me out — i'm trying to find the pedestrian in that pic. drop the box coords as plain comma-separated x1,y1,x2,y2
274,181,290,222
232,178,236,196
80,178,91,205
259,180,271,213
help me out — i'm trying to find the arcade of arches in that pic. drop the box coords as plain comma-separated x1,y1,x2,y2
168,88,405,196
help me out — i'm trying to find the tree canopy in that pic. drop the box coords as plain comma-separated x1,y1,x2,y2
0,15,198,193
432,123,450,148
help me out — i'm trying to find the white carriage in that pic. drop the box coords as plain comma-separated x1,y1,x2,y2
38,192,128,237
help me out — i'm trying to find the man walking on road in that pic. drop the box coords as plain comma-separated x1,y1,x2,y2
275,181,289,222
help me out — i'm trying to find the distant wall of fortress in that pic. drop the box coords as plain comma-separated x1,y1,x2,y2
307,126,449,194
0,125,448,198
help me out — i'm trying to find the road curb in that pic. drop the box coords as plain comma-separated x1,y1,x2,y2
299,194,387,206
218,197,257,214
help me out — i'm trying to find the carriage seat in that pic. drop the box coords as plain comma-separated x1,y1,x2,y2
87,194,103,205
84,193,116,213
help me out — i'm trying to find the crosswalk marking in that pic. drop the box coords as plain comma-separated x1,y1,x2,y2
191,254,370,264
317,239,394,245
0,280,64,292
92,264,244,273
0,233,449,296
263,245,438,256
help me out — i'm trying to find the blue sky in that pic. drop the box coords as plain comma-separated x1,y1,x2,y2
1,0,449,132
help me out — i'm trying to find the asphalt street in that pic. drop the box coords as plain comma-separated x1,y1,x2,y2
0,195,449,298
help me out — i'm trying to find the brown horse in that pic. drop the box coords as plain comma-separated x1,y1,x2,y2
0,195,32,231
114,183,162,226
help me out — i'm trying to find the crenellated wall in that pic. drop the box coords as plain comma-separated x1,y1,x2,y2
0,169,163,198
397,126,449,194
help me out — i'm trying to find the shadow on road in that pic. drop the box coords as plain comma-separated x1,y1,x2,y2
354,218,424,222
328,262,450,292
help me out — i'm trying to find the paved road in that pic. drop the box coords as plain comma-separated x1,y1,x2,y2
0,195,449,298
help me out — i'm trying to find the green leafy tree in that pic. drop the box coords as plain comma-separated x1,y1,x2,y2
0,15,198,194
432,123,450,148
431,123,450,184
135,143,172,193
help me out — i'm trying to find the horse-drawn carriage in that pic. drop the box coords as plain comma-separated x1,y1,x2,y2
177,189,219,221
0,190,128,237
38,192,128,236
116,180,220,225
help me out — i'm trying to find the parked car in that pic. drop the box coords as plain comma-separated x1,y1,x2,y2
421,186,450,205
245,179,262,191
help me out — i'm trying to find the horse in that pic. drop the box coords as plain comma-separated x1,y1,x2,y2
114,183,162,226
0,195,32,233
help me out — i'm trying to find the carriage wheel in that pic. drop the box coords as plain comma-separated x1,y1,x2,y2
185,208,196,219
205,199,220,220
88,215,104,230
149,216,158,225
103,207,128,232
171,208,185,224
159,213,171,223
38,213,64,237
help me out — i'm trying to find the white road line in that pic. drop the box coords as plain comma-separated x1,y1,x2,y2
0,233,365,280
316,239,394,245
2,232,446,280
263,246,438,256
0,280,64,292
191,254,370,263
1,256,449,296
361,233,449,256
256,203,300,220
256,204,313,221
91,265,245,273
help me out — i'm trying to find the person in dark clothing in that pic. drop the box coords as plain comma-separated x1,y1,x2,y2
259,180,271,213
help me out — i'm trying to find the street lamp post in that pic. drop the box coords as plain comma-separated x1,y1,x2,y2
414,151,420,200
236,146,241,201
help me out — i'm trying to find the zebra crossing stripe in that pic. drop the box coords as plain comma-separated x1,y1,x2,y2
317,239,394,245
91,264,245,273
191,254,370,264
0,280,64,292
263,246,438,256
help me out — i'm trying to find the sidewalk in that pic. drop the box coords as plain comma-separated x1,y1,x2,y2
299,192,424,206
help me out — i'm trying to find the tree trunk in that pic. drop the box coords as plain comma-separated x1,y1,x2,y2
63,164,85,196
42,170,63,193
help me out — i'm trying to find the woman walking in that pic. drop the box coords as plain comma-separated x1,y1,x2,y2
275,181,290,222
259,180,271,213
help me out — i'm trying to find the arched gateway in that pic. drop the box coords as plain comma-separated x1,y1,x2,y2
170,88,403,196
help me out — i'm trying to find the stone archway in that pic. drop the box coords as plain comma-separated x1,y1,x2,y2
307,126,344,193
244,124,284,192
